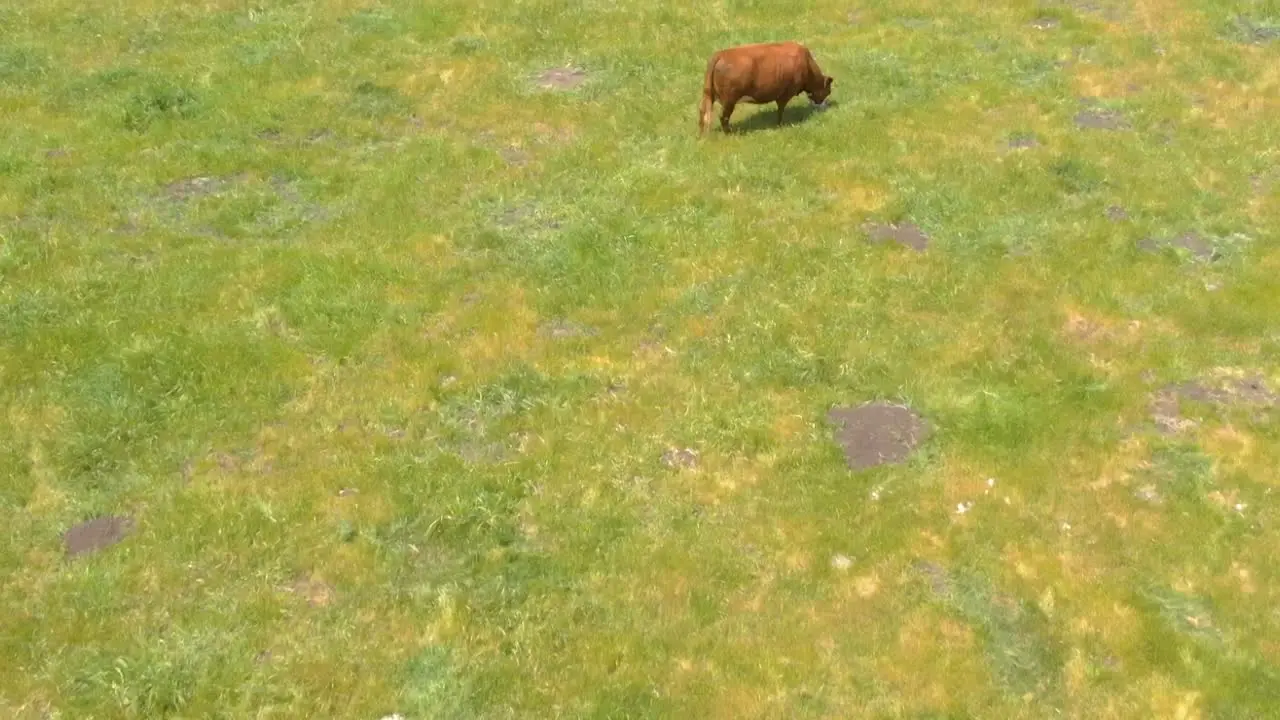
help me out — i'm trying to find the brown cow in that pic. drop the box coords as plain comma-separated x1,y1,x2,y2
698,41,834,135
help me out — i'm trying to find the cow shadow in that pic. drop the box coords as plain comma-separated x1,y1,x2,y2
728,100,836,134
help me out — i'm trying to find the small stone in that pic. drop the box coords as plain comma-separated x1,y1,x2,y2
831,554,853,571
956,501,973,515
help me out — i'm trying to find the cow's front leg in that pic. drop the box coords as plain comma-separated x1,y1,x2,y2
776,95,792,125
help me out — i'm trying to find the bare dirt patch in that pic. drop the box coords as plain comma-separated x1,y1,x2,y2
1063,312,1105,343
1226,16,1280,45
64,515,134,558
535,68,587,91
538,319,598,340
1074,107,1129,130
493,203,561,230
1250,170,1277,194
203,446,273,476
1149,376,1278,434
455,438,520,465
1137,231,1218,261
531,122,576,145
165,174,246,201
156,173,329,230
1007,134,1040,151
1031,16,1061,30
499,146,531,167
660,447,700,470
828,402,932,470
862,221,930,252
1052,0,1125,21
285,575,335,607
269,174,331,223
914,560,953,596
1106,205,1129,221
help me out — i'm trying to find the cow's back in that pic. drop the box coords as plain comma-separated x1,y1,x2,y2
711,42,811,103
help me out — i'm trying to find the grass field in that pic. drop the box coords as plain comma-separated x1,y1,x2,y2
3,0,1279,716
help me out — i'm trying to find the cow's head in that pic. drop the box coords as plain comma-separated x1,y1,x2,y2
808,75,834,106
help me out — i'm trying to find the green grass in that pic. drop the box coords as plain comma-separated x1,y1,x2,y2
2,0,1279,716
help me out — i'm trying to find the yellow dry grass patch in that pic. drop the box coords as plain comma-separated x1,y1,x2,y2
1247,188,1278,224
6,401,68,447
1067,598,1142,650
1199,424,1258,474
1061,306,1141,344
770,410,810,445
1056,547,1116,592
877,607,990,713
327,483,393,528
702,683,776,720
21,457,66,518
1187,65,1280,130
1060,305,1169,375
1129,0,1204,35
727,570,777,615
925,454,1006,518
842,183,890,213
815,169,891,216
454,286,539,366
1090,433,1148,491
928,318,1017,376
687,455,767,507
1070,65,1147,100
923,97,1012,157
1146,682,1205,720
399,234,460,276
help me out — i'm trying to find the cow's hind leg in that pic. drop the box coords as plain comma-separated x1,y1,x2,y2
720,100,737,133
698,91,715,135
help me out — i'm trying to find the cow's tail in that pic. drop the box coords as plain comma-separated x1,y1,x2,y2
698,53,718,135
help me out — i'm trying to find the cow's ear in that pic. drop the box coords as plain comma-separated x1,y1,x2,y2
825,76,834,89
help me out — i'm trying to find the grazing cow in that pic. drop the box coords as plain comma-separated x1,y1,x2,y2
698,41,834,135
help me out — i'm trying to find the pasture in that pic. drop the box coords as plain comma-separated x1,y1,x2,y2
2,0,1279,716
